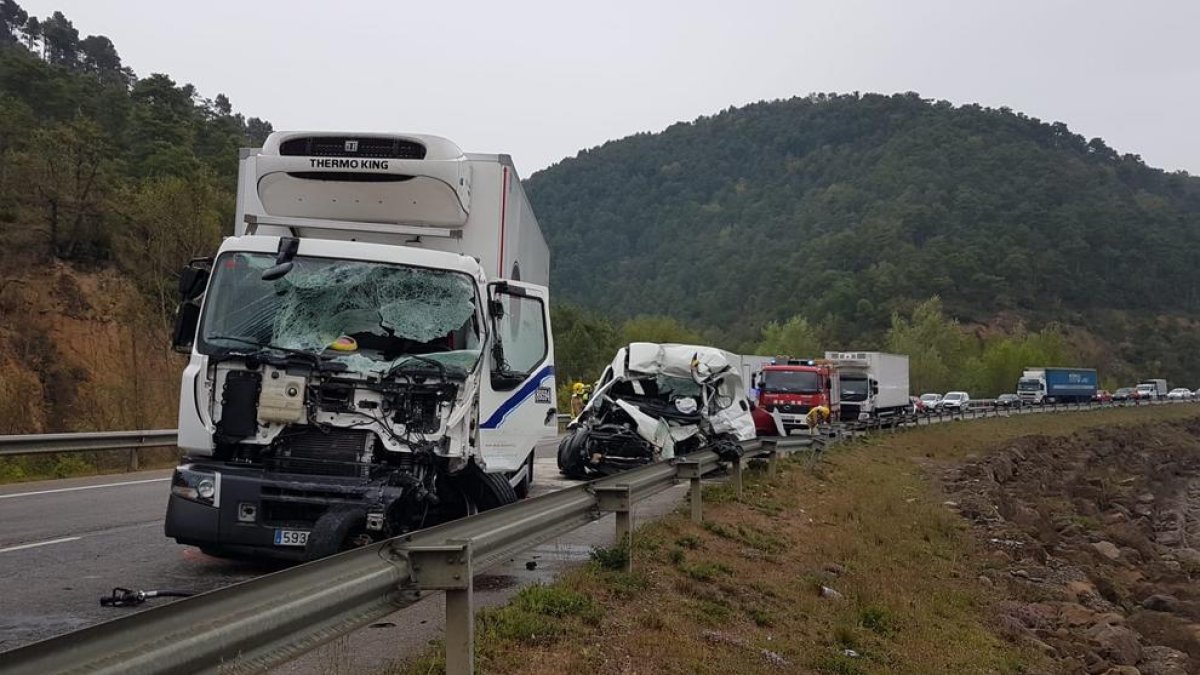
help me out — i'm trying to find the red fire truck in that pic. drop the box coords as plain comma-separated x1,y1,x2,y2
751,358,840,436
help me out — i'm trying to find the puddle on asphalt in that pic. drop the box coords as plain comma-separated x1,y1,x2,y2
526,543,593,561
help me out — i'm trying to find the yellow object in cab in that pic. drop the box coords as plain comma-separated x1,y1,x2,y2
330,336,358,352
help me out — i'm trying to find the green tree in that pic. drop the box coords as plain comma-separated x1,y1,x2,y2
115,173,228,318
619,315,704,345
39,11,77,67
0,0,27,45
17,119,112,260
755,314,821,358
885,297,974,394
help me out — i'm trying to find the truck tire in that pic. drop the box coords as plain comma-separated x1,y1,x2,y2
461,463,518,511
513,451,534,499
557,429,591,479
304,504,367,561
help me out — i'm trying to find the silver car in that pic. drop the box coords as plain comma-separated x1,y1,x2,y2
941,391,971,411
919,393,943,411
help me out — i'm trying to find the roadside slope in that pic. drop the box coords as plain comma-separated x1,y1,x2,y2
393,405,1200,675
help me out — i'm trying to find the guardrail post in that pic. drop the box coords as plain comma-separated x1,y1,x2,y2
730,454,744,498
595,485,634,572
762,440,779,477
677,460,703,523
128,448,139,471
405,542,475,675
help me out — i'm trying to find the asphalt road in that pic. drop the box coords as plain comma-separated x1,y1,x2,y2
0,437,575,654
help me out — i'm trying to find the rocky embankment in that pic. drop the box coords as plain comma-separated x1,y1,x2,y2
944,419,1200,675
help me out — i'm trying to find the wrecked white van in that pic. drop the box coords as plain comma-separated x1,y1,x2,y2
557,343,755,478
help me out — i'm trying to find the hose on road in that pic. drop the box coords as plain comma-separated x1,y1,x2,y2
100,587,195,607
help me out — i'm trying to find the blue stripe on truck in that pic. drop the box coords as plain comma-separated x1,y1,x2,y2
480,364,555,429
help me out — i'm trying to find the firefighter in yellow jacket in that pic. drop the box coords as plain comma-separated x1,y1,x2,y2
570,382,587,418
806,405,831,435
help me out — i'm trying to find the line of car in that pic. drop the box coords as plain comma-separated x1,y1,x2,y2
913,386,1200,413
1100,386,1199,402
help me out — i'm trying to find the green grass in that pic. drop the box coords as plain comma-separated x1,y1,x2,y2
384,405,1200,675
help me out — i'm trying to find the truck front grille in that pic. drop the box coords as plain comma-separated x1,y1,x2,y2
267,428,373,478
773,404,811,414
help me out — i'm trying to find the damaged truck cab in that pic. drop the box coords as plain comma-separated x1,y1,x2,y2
165,132,554,560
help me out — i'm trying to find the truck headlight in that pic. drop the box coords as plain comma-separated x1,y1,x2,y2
172,465,217,505
196,479,216,500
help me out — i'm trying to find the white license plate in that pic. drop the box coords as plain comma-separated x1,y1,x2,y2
274,529,309,547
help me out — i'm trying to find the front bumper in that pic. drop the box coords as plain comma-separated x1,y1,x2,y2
164,461,380,561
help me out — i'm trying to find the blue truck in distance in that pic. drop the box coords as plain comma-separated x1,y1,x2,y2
1017,367,1098,404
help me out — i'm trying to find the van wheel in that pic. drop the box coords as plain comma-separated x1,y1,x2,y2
557,429,591,479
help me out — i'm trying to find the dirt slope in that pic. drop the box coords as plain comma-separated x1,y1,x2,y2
944,419,1200,674
0,262,180,435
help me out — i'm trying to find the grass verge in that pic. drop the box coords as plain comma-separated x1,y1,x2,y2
391,404,1200,674
0,447,179,484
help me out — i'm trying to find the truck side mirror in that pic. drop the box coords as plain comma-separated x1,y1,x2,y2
178,264,210,300
172,261,211,353
172,302,201,353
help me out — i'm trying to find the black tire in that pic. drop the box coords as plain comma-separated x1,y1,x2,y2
303,504,367,561
557,428,591,479
513,451,534,499
460,463,519,511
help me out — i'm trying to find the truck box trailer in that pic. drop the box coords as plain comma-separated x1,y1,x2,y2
1136,379,1168,400
1017,367,1097,404
824,351,911,422
165,131,554,561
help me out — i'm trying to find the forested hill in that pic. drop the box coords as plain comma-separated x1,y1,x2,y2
526,93,1200,355
0,1,269,435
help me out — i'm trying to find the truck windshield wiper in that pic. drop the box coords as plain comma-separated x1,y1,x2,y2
206,335,330,367
386,354,466,380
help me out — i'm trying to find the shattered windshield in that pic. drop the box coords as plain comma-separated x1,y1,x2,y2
198,252,480,374
613,374,702,400
762,370,821,394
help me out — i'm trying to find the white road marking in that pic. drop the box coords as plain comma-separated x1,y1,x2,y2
0,536,81,553
0,477,169,499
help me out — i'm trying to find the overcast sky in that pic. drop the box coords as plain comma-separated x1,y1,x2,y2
19,0,1200,176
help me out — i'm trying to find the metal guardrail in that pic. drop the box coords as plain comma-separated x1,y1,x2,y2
2,399,1189,674
0,436,812,675
0,429,178,457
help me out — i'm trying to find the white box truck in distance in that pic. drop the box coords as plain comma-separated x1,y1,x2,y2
824,351,911,423
165,132,554,561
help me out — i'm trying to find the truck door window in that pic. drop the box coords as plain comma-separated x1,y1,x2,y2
491,290,547,389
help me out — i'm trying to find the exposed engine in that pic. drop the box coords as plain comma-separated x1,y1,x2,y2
188,359,487,556
557,343,755,479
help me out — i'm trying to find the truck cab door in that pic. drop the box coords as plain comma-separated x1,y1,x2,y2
478,281,555,472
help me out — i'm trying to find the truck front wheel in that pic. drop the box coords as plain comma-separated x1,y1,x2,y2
513,451,535,499
304,504,368,561
460,462,519,511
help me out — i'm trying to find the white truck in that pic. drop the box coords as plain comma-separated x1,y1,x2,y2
1136,379,1169,401
165,131,555,560
824,351,910,423
718,351,773,400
